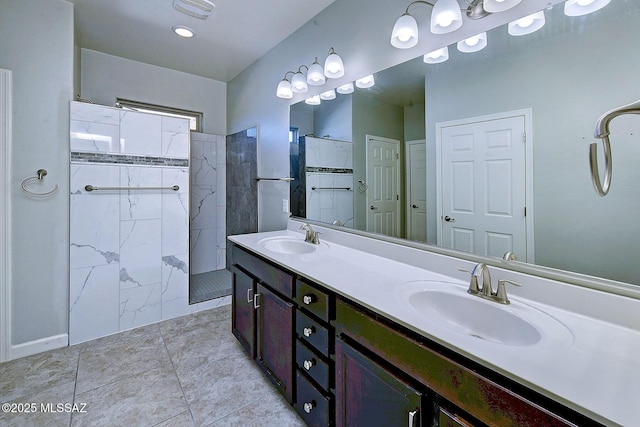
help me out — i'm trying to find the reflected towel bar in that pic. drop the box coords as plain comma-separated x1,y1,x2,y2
255,177,295,182
85,185,179,192
311,186,352,191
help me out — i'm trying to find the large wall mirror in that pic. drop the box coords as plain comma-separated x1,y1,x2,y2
290,0,640,289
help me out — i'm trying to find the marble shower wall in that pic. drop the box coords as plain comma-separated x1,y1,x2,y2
69,102,205,345
190,132,226,275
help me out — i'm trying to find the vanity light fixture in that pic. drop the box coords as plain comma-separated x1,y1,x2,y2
457,32,487,53
356,75,375,88
307,58,326,86
276,71,295,99
564,0,610,16
320,89,336,100
431,0,463,34
423,46,449,64
305,95,321,105
172,25,195,38
508,11,545,36
324,47,345,78
336,82,355,94
291,66,309,94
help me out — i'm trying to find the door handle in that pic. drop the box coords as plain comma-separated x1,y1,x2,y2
370,205,379,210
412,204,419,209
444,215,455,222
253,293,261,309
246,288,254,303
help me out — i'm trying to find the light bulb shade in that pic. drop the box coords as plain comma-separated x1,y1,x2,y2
324,50,345,78
336,82,354,94
430,0,463,34
508,11,545,36
320,89,336,100
564,0,610,16
355,75,375,88
291,72,308,93
305,95,321,105
423,46,449,64
457,32,487,53
483,0,522,13
391,14,419,49
276,79,293,99
307,60,326,86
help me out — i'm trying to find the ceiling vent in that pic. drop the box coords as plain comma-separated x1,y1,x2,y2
173,0,215,19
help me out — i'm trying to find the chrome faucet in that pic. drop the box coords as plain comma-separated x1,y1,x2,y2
460,263,522,305
299,223,320,244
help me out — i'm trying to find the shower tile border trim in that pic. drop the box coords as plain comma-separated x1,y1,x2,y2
71,152,189,167
305,167,353,174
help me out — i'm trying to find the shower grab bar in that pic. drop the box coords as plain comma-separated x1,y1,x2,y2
21,169,59,197
311,186,352,191
589,99,640,196
255,177,294,182
84,184,179,192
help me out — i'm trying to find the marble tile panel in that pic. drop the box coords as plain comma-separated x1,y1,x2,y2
189,228,217,275
306,172,354,227
162,167,189,194
74,322,160,354
119,282,162,330
70,119,120,153
194,295,231,312
120,166,162,221
119,110,162,156
75,332,168,394
69,264,120,345
190,186,217,230
161,116,190,158
70,163,120,194
162,193,190,256
120,219,162,288
0,381,75,427
161,253,192,320
72,364,187,427
71,101,119,125
70,193,119,269
0,346,80,403
305,136,353,169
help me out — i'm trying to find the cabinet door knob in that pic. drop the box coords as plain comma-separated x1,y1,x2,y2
302,294,315,305
303,358,316,370
303,401,315,413
303,326,315,337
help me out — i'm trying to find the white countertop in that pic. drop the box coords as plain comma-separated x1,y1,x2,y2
229,222,640,426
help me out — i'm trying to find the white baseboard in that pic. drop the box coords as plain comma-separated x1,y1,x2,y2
8,334,69,361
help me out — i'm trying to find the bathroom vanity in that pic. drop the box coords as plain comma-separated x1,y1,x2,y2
229,220,640,426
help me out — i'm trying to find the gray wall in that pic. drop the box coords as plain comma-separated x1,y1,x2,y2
81,49,227,135
1,0,74,345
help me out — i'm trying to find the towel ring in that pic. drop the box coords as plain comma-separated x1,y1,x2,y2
21,169,59,197
589,136,612,197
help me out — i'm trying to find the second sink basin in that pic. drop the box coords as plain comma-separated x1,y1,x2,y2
258,236,327,255
395,280,572,346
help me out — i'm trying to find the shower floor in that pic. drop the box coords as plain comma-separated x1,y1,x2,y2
189,269,232,304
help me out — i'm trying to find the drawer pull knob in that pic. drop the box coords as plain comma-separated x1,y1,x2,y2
303,358,316,370
303,401,315,413
303,326,315,337
302,294,316,305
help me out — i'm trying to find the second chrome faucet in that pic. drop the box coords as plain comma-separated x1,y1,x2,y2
460,263,522,305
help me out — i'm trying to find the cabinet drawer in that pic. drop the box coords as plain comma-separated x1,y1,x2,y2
440,408,474,427
296,310,330,355
232,245,294,298
296,339,331,391
296,278,331,321
295,370,331,427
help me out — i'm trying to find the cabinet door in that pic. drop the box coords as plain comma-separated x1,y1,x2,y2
231,266,255,357
256,283,295,403
335,337,424,427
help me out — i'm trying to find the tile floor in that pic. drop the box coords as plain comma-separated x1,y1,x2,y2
0,305,306,427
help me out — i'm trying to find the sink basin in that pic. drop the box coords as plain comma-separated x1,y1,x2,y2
395,281,572,346
258,236,327,255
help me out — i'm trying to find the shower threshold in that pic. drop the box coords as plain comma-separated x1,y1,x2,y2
189,269,231,304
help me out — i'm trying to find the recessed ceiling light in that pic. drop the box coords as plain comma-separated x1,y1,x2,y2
173,26,194,38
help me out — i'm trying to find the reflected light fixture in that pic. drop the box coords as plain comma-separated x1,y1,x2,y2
305,95,321,105
564,0,611,16
508,11,545,36
307,58,326,86
276,71,295,99
337,82,355,94
173,0,215,19
324,48,345,78
291,66,309,94
320,89,336,100
172,25,195,38
423,46,449,64
483,0,522,13
355,75,375,88
457,32,487,53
